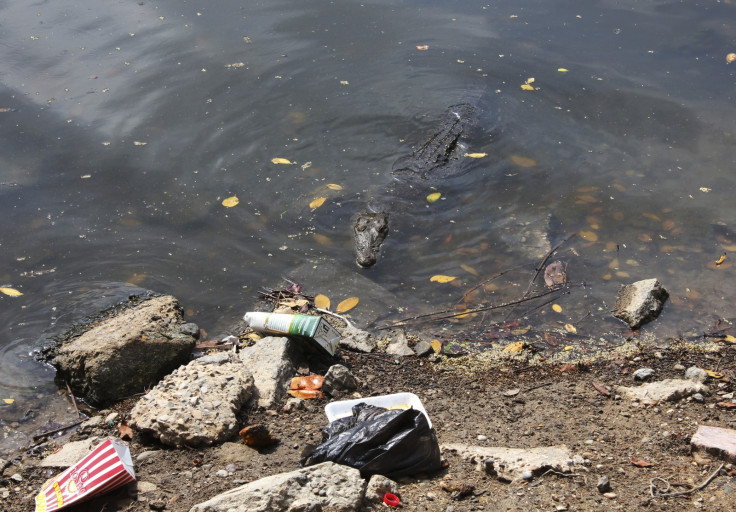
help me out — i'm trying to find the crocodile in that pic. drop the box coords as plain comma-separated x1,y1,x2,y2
354,101,479,267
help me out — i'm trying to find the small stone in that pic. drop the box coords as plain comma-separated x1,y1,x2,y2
674,364,686,371
216,469,229,478
179,322,200,337
136,451,159,463
633,368,655,381
136,481,157,494
597,475,612,493
105,412,119,424
692,393,705,403
603,492,617,499
477,435,488,441
685,367,708,384
691,425,736,463
225,464,237,473
521,471,533,481
9,474,22,482
503,388,521,397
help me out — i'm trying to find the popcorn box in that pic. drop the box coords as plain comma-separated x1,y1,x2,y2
35,438,135,512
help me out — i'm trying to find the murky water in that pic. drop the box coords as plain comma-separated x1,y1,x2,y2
1,0,735,456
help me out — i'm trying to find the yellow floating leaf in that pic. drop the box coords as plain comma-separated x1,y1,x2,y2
464,152,487,158
221,196,239,208
715,253,726,265
426,192,442,203
460,264,478,276
336,296,359,313
510,155,536,167
416,44,429,50
0,287,23,297
704,368,724,379
133,141,147,146
579,230,598,242
503,341,525,353
314,294,330,310
520,83,535,91
723,335,736,343
326,183,343,190
558,68,569,72
564,345,574,351
271,157,293,164
565,324,577,334
552,304,563,313
430,339,442,354
430,275,456,283
309,197,326,209
727,53,736,64
3,398,14,404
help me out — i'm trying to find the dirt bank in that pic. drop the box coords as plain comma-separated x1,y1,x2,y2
2,344,735,511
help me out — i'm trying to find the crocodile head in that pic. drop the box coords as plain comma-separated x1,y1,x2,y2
354,212,389,267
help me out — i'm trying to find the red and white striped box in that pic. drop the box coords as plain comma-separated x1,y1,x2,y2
35,438,136,512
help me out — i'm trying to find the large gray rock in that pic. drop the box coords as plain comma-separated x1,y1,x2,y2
129,352,253,447
443,443,573,482
612,278,668,329
53,295,196,406
38,438,101,468
385,329,415,357
189,462,366,512
339,324,376,353
616,378,708,406
238,337,299,408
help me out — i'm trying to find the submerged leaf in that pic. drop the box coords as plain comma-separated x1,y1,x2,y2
326,183,343,190
314,293,330,310
552,304,563,313
0,287,23,297
430,275,456,283
3,398,14,404
221,196,239,208
336,296,359,313
460,264,478,276
309,197,326,209
510,155,536,167
464,152,487,158
564,323,577,334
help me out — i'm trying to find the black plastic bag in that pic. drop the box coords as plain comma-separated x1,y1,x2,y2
300,403,442,479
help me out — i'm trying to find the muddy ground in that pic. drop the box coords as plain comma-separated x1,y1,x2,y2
2,344,735,512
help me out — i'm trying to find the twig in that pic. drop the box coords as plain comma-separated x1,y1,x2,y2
314,308,356,329
522,382,552,394
375,288,564,330
539,468,587,486
32,420,84,441
458,267,520,305
66,380,81,418
650,464,724,498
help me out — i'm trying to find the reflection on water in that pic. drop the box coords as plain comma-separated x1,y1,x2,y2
2,0,736,456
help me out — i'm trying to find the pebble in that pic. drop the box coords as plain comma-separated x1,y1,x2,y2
633,368,655,381
521,471,533,481
477,435,487,441
674,363,686,371
9,474,22,482
136,450,158,463
691,393,705,403
597,475,611,493
105,412,119,424
604,492,618,499
216,469,229,478
225,463,237,473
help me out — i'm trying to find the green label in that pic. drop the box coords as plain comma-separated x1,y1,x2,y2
289,315,320,337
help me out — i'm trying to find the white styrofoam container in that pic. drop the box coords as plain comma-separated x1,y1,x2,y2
324,392,432,429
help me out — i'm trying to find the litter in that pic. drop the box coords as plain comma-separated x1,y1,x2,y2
325,392,432,429
301,402,441,479
244,312,341,356
34,438,135,512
